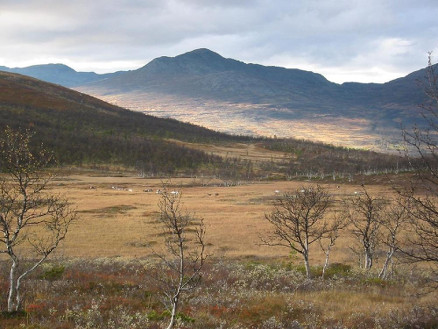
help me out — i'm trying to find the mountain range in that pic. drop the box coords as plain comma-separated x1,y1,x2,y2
1,49,431,150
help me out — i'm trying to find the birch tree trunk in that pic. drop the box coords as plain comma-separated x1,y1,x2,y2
7,259,18,312
379,247,395,279
303,248,311,279
364,249,373,269
167,295,180,329
321,243,332,279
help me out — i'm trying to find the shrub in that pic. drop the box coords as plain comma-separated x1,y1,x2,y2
324,263,352,279
40,265,65,281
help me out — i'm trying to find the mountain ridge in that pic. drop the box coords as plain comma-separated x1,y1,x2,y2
1,48,431,149
76,48,429,107
73,49,430,149
2,48,422,89
0,63,117,87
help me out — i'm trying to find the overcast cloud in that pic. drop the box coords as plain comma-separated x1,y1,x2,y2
0,0,437,83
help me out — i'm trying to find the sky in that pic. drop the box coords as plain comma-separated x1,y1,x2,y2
0,0,437,84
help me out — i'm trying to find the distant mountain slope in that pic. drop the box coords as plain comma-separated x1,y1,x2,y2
0,71,405,177
0,63,115,87
80,48,338,105
78,48,428,107
74,49,429,150
2,49,430,150
0,70,240,173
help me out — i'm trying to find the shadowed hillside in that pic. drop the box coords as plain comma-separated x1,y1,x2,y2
75,48,430,149
2,49,431,149
0,71,238,173
0,71,406,178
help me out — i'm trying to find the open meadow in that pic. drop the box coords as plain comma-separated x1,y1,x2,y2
0,168,437,329
1,171,436,328
49,172,393,261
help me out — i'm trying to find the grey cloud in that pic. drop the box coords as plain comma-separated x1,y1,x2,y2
0,0,437,82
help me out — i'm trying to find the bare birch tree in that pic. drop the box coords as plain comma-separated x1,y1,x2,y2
344,186,383,270
262,185,332,278
378,197,409,279
400,53,438,270
153,189,206,329
0,128,75,312
319,212,346,279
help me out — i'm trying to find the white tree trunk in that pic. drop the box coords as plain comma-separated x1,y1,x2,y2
7,254,49,312
321,244,332,279
364,249,373,269
303,250,311,279
15,275,24,311
167,296,179,329
8,259,18,312
379,247,395,280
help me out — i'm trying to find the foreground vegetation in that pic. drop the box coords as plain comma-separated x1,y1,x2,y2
0,257,436,329
0,168,436,328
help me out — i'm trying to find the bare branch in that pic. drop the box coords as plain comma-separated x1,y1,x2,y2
0,127,75,312
150,188,206,329
262,185,333,278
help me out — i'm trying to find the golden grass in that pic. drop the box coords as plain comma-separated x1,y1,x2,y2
296,289,406,319
168,139,291,163
22,173,393,263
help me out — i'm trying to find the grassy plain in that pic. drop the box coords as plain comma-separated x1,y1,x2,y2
1,171,437,329
50,171,394,262
169,139,291,163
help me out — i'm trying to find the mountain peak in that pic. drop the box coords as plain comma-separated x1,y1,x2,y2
178,48,224,59
140,48,236,76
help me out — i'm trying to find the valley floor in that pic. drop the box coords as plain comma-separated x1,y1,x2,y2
0,171,436,328
47,171,393,260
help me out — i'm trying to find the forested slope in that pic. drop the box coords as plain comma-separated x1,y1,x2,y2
0,71,406,178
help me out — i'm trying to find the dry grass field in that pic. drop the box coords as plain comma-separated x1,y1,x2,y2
1,171,437,329
48,172,394,263
169,139,292,163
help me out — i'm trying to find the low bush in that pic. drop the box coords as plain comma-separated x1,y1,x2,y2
0,258,435,328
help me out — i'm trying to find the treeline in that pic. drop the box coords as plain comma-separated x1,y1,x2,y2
260,138,408,177
0,106,222,175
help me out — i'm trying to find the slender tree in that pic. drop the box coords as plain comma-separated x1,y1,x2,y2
319,212,346,279
344,186,383,270
0,127,75,312
153,189,206,329
400,53,438,270
262,185,332,278
378,197,409,279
